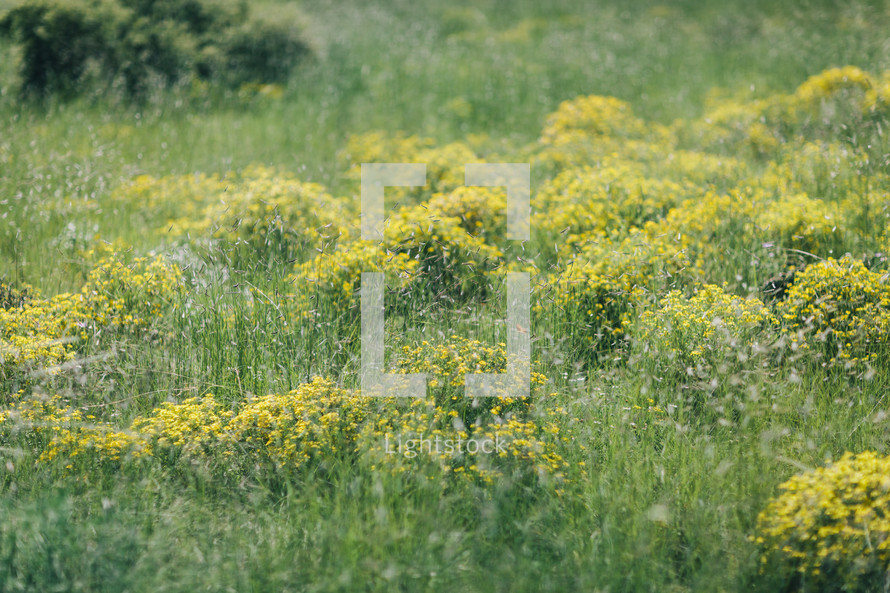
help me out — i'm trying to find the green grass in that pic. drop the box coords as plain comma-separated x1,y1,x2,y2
2,0,890,591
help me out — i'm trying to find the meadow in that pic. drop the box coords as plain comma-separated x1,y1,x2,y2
2,0,890,591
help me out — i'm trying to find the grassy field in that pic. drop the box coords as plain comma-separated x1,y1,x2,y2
2,0,890,591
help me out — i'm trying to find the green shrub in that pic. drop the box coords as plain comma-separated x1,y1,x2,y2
631,284,777,381
0,0,313,98
219,9,314,87
778,256,890,365
0,1,109,96
754,451,890,593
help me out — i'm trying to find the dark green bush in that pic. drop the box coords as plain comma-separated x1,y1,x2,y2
0,1,109,96
0,0,313,98
220,13,314,87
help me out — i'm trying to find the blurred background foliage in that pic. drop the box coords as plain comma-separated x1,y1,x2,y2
0,0,314,97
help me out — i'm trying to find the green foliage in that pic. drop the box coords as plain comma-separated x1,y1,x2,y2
778,256,890,365
0,0,313,97
0,279,31,309
633,284,776,380
0,0,109,96
754,451,890,592
219,8,313,87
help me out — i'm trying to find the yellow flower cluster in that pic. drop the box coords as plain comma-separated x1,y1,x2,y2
225,378,370,469
132,396,232,456
787,66,878,122
82,255,184,327
541,227,697,353
289,241,417,320
692,94,778,156
535,170,839,354
693,66,890,155
339,132,479,197
0,281,33,310
417,141,480,194
360,397,568,486
1,254,181,379
778,257,890,363
754,451,890,589
383,199,503,297
784,140,864,191
426,186,507,240
0,292,80,372
635,284,776,372
0,376,566,485
0,392,82,437
112,170,229,230
397,335,512,390
532,164,700,245
287,185,505,318
1,378,368,473
339,130,434,168
754,192,840,254
113,165,352,253
94,69,886,363
633,185,838,269
394,335,547,423
132,378,371,471
0,392,148,465
540,95,650,144
524,70,876,351
41,425,150,464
